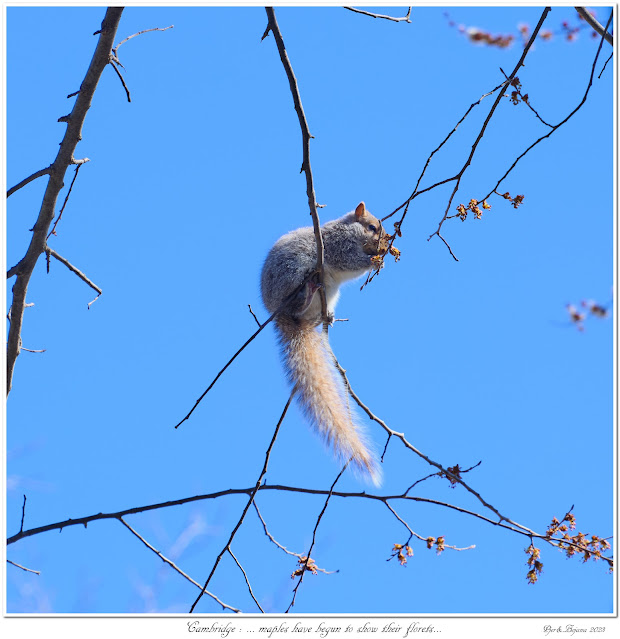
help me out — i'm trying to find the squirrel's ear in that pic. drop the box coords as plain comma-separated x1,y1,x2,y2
355,202,366,219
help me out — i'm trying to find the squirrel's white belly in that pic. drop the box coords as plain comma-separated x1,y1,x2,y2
326,266,369,286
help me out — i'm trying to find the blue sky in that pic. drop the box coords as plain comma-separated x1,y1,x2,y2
4,2,615,626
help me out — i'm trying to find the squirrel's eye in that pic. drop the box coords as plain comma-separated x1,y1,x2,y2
368,224,377,232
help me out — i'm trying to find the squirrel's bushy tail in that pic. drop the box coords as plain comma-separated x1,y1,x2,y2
276,316,382,486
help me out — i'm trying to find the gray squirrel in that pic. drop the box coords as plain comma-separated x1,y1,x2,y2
261,202,386,485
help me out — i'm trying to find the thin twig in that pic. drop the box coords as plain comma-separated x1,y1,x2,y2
385,501,417,539
20,495,27,533
405,461,482,495
228,548,265,613
254,502,299,557
118,518,240,613
384,501,475,552
344,6,412,23
248,304,261,327
253,501,336,574
575,7,613,45
113,25,174,56
7,559,40,575
499,67,554,128
109,59,131,102
174,309,277,429
189,392,294,613
286,462,349,612
47,162,87,240
20,347,46,353
598,52,613,79
45,248,102,299
7,166,51,198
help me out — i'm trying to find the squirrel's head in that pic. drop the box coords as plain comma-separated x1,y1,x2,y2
354,202,386,256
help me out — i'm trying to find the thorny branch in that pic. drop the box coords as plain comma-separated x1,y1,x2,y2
8,484,611,569
6,13,173,396
189,392,293,613
5,8,124,396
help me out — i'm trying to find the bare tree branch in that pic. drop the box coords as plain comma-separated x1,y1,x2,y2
119,518,239,613
599,52,613,79
499,67,554,128
426,7,552,256
7,483,612,568
380,8,551,264
112,25,174,56
46,161,87,240
45,248,102,301
287,463,349,612
189,392,294,613
575,7,613,45
481,11,613,202
19,494,27,533
227,548,264,613
174,273,323,429
254,501,299,559
254,501,337,575
263,7,329,330
344,7,412,23
7,559,40,575
332,354,533,534
247,304,261,327
109,59,131,102
6,7,124,396
7,166,51,198
174,308,278,428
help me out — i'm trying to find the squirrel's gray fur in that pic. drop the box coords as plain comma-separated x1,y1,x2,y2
261,202,383,485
